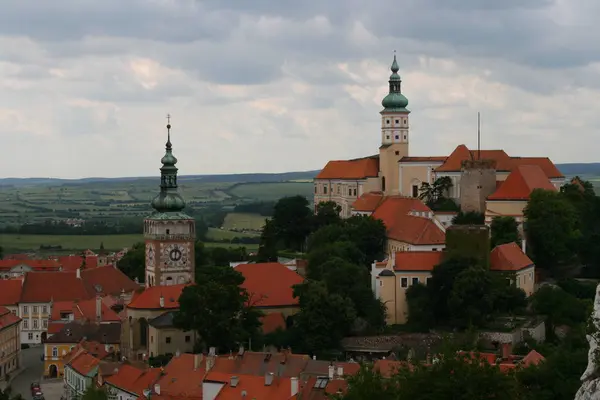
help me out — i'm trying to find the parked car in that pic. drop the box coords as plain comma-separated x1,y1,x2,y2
30,382,40,396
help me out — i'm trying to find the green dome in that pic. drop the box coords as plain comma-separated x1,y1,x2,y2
381,92,409,110
151,192,186,212
161,152,177,165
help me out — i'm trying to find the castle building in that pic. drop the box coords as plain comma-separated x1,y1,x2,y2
144,121,196,287
314,56,565,234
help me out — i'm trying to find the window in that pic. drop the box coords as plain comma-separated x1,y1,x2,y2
52,347,58,357
11,310,16,315
353,189,357,196
395,135,399,140
43,319,48,328
395,119,399,124
314,186,317,194
23,320,28,329
381,177,386,192
386,135,390,140
42,306,47,314
151,336,154,343
185,335,191,343
404,119,407,124
412,277,419,286
404,135,407,140
412,185,419,198
324,186,327,194
166,337,171,344
348,188,352,196
166,229,170,234
401,278,408,288
432,248,438,251
23,306,28,314
395,151,399,156
379,281,383,287
33,306,38,313
426,277,432,286
386,119,390,124
28,333,33,340
33,319,39,329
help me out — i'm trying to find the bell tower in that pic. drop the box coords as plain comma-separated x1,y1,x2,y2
379,54,410,195
143,116,196,288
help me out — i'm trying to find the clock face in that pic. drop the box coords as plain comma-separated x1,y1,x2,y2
146,243,155,266
162,243,188,268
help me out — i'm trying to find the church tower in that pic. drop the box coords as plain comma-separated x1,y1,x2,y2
379,54,410,195
143,118,196,287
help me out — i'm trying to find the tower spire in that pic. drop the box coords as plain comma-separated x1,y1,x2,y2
381,52,409,112
166,114,172,149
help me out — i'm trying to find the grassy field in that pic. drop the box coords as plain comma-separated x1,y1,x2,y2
227,182,313,201
206,227,259,240
222,213,267,231
0,233,258,252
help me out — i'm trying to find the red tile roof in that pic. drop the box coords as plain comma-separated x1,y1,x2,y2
81,265,139,296
351,192,385,212
511,157,563,178
236,263,305,307
69,352,101,376
393,251,444,272
20,271,90,303
211,351,309,378
106,365,162,397
488,165,556,201
374,359,407,377
490,242,534,271
50,298,121,323
260,313,286,334
371,197,445,245
205,372,293,400
400,156,447,163
436,145,514,172
0,279,23,306
0,306,20,329
315,157,379,180
55,255,99,271
0,259,61,272
298,376,348,399
127,284,188,310
156,354,206,398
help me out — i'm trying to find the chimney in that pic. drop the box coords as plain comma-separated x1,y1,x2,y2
521,239,526,254
230,376,239,388
337,366,343,377
76,268,81,279
291,377,299,397
328,364,334,379
194,354,202,370
154,384,160,395
96,295,102,322
206,355,215,371
265,372,274,386
501,342,512,360
159,295,165,308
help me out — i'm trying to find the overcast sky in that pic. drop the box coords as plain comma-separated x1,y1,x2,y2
1,0,598,178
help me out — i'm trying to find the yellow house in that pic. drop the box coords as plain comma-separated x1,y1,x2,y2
43,322,121,378
371,242,535,325
0,306,21,381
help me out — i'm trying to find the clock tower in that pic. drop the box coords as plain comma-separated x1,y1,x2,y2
143,117,196,287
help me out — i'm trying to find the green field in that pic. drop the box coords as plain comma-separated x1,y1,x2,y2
228,182,313,201
0,233,258,252
206,226,259,240
222,213,267,231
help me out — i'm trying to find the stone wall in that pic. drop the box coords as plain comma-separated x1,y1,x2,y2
459,159,497,214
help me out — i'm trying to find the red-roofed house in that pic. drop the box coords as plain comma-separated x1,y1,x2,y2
203,371,298,400
0,259,61,278
64,352,102,399
0,278,24,315
371,241,535,324
0,306,21,381
105,365,163,400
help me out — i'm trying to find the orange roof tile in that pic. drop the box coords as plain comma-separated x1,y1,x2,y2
490,242,534,271
54,255,98,271
211,351,309,378
127,284,188,310
20,271,91,303
0,279,23,306
106,365,162,397
436,145,514,172
393,251,444,272
205,372,293,400
488,165,556,201
374,360,407,377
0,306,20,329
260,313,286,334
400,156,447,163
236,263,305,307
351,192,385,212
81,265,139,296
298,377,348,399
69,352,101,376
510,157,563,178
315,157,379,180
0,259,61,271
522,350,545,366
156,354,206,398
371,197,444,245
50,298,121,323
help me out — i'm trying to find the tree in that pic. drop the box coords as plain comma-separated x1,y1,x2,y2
336,364,400,400
292,281,356,354
272,196,313,251
116,242,145,281
174,265,261,352
524,189,580,275
81,385,108,400
0,245,3,260
490,216,520,248
452,211,485,225
306,241,365,280
419,177,454,209
313,201,342,230
256,219,278,262
530,285,591,332
448,266,496,328
344,216,387,264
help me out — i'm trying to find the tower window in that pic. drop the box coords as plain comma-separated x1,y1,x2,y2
395,135,399,139
395,151,400,155
404,119,407,124
386,136,390,140
386,119,390,124
395,119,399,123
404,135,407,140
166,229,170,234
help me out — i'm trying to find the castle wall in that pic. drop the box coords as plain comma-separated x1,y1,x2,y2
459,159,497,214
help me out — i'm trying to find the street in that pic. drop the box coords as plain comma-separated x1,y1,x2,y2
10,346,44,399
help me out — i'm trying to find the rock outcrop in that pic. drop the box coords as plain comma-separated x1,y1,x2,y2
575,284,600,399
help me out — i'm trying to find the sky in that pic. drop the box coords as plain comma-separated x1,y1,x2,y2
1,0,598,179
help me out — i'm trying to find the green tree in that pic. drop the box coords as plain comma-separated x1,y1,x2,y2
336,364,400,400
174,265,261,352
419,177,454,210
524,189,580,275
116,242,145,281
490,216,520,248
272,195,313,251
313,201,342,230
530,285,591,333
448,266,496,328
306,241,365,280
256,219,278,262
292,281,356,354
344,215,387,264
452,211,485,225
81,385,108,400
0,245,4,260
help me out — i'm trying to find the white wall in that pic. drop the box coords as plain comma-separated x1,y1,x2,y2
202,381,225,400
